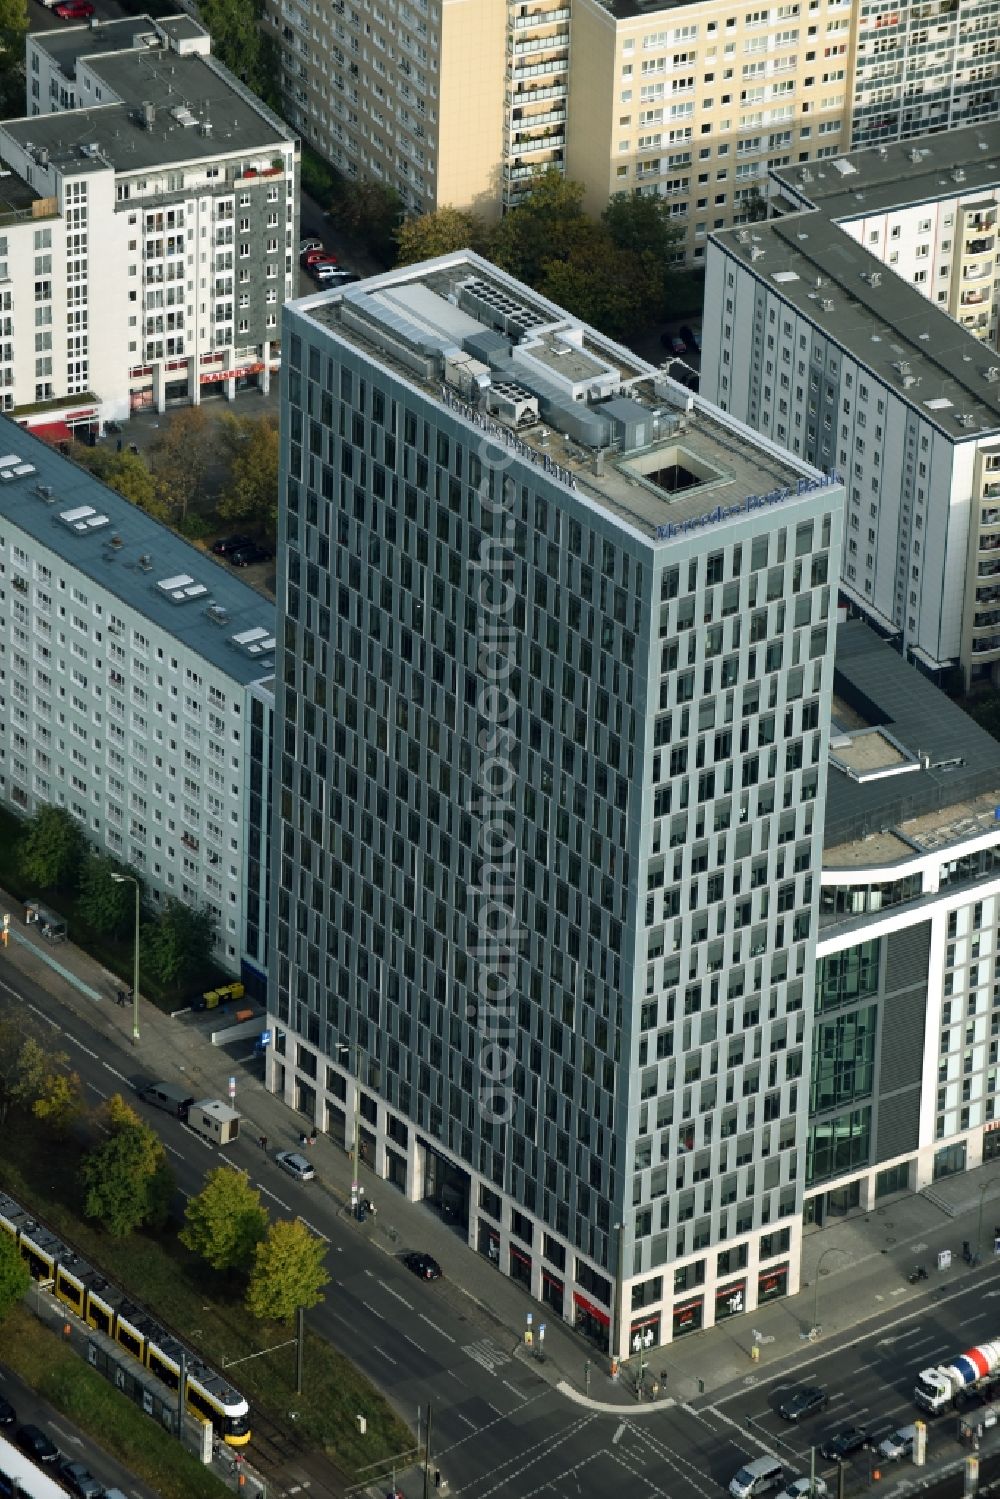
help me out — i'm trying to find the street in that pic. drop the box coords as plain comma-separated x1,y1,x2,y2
4,956,1000,1497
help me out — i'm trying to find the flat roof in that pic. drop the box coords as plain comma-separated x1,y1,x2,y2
712,216,1000,439
292,252,833,546
11,20,294,174
0,160,43,214
773,120,1000,219
0,420,275,685
823,621,1000,863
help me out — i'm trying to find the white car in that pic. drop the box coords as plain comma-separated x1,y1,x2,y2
779,1480,828,1499
878,1426,918,1461
299,237,323,255
274,1150,316,1182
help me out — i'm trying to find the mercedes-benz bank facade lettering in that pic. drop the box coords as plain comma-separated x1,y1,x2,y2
657,470,843,540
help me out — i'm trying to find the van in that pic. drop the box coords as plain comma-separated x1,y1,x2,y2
138,1081,194,1120
729,1457,785,1499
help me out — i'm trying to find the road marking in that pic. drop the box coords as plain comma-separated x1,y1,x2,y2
298,1216,329,1243
401,1331,427,1354
256,1185,292,1210
487,1402,503,1416
456,1412,478,1431
162,1141,184,1160
378,1278,414,1310
102,1063,130,1084
66,1035,98,1060
501,1378,526,1402
704,1404,780,1459
419,1313,455,1343
463,1337,511,1375
361,1300,384,1321
88,1083,108,1099
612,1423,627,1445
875,1327,921,1348
370,1344,397,1365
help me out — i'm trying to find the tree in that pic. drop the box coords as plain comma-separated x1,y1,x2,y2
246,1219,329,1325
193,0,278,107
488,171,591,286
20,806,82,891
82,1096,174,1237
0,0,28,120
0,1015,39,1125
217,412,280,531
332,180,403,267
601,192,680,261
72,445,164,517
149,408,214,524
0,1232,29,1325
76,852,139,941
180,1168,268,1275
145,899,215,993
395,207,488,266
3,1034,81,1134
31,1067,84,1136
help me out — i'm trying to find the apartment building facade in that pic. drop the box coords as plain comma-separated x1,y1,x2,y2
0,420,277,970
808,622,1000,1225
0,15,298,431
702,128,1000,688
267,253,845,1354
264,0,998,269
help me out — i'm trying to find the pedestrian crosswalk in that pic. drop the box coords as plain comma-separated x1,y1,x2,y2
463,1336,512,1375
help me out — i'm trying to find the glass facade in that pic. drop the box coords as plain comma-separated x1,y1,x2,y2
816,939,880,1012
809,1006,876,1115
806,1106,871,1185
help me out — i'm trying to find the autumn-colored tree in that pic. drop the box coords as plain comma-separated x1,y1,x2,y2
395,207,488,266
488,171,592,287
83,1094,175,1237
217,413,280,531
180,1168,267,1275
246,1219,329,1325
149,407,214,523
31,1067,84,1136
72,445,164,518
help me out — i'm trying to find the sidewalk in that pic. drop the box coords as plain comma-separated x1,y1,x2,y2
4,895,1000,1419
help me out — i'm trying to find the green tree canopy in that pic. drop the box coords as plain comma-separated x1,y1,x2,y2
246,1219,330,1325
149,407,214,524
0,1231,29,1325
145,899,215,993
488,171,591,286
193,0,278,106
601,191,680,260
72,445,164,517
395,207,488,266
76,852,141,940
20,806,82,891
82,1096,174,1237
217,412,280,531
0,0,28,120
180,1168,268,1275
331,180,403,267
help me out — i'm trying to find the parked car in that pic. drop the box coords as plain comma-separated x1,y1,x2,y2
680,323,702,353
319,269,361,286
779,1386,828,1422
299,237,323,255
403,1251,442,1281
0,1394,15,1426
59,1460,104,1499
15,1425,59,1463
210,533,253,557
229,543,271,567
274,1150,316,1182
819,1426,869,1461
662,332,687,355
878,1426,918,1462
779,1480,828,1499
54,1,95,16
302,249,337,267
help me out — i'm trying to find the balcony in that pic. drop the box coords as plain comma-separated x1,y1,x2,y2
512,6,571,28
506,82,567,105
509,55,568,81
512,30,570,55
511,131,566,152
510,105,566,127
965,235,995,255
961,288,990,306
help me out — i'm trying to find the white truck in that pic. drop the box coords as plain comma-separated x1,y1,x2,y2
186,1099,241,1145
915,1340,1000,1414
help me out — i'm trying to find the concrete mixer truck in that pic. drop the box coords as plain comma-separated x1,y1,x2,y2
914,1340,1000,1415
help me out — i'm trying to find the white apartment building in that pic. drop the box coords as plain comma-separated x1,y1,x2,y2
0,14,298,433
0,420,277,970
808,621,1000,1224
702,127,1000,688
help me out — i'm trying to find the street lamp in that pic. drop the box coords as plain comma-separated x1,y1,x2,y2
812,1246,848,1335
338,1040,360,1217
111,873,140,1045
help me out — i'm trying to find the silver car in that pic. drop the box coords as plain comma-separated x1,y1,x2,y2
779,1480,828,1499
274,1150,316,1182
878,1425,918,1461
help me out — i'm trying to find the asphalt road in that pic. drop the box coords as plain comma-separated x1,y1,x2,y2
5,964,1000,1498
0,1361,160,1498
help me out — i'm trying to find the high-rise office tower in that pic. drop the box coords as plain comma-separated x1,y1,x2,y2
269,253,845,1354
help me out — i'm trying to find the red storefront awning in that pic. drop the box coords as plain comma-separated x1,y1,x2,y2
27,420,74,444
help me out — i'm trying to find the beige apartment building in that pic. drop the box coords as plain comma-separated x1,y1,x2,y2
265,0,998,266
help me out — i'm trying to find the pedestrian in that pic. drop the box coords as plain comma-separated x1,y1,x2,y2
259,1134,268,1151
116,438,123,453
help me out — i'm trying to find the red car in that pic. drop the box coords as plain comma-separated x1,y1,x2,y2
54,1,95,16
301,250,337,267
